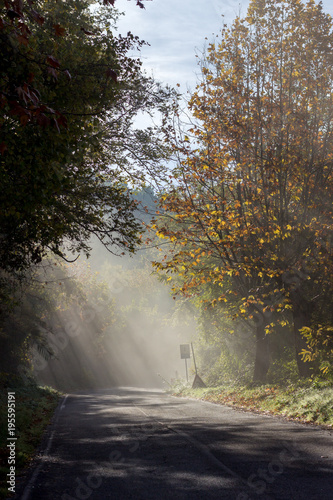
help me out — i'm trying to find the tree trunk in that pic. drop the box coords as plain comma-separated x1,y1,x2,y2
291,293,313,378
253,322,270,383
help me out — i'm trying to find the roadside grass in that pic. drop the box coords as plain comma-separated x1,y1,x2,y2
171,378,333,427
0,373,61,499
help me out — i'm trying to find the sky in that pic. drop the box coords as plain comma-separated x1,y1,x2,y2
115,0,333,94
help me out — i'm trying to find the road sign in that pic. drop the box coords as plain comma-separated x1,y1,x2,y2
180,344,190,359
180,344,191,382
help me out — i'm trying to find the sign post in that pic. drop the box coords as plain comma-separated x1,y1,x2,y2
191,342,197,375
190,342,207,389
180,344,190,382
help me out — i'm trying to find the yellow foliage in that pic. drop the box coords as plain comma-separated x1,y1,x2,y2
150,0,333,344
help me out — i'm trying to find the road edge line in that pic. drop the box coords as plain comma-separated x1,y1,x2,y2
20,394,68,500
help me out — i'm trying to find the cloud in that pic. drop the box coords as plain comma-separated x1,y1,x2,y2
115,0,333,93
115,0,250,90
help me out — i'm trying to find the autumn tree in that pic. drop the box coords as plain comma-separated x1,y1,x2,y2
0,0,173,272
154,0,333,381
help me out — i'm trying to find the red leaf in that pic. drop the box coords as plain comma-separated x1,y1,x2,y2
36,113,50,128
18,21,31,36
45,106,55,115
31,10,44,25
28,89,40,106
16,86,27,103
55,113,68,128
53,23,66,37
0,142,7,155
20,113,30,126
46,55,60,68
106,68,118,83
47,67,58,80
17,34,29,46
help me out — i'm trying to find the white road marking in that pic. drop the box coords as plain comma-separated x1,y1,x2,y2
133,403,257,493
60,394,68,410
21,395,67,500
21,463,43,500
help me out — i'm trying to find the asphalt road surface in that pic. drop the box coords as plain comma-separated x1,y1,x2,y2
16,387,333,500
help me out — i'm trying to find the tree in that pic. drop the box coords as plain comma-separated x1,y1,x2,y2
0,0,150,130
0,256,120,387
0,0,173,271
154,0,333,381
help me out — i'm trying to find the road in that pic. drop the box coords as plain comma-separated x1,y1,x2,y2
16,387,333,500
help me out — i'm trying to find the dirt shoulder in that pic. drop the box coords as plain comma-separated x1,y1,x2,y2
171,382,333,429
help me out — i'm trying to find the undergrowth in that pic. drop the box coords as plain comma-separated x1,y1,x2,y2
171,377,333,427
0,373,61,499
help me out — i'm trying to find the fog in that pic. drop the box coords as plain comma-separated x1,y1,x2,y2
33,240,198,392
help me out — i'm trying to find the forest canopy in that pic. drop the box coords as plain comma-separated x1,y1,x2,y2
0,0,173,271
0,0,174,380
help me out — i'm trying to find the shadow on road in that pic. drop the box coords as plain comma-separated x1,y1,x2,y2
16,387,333,500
